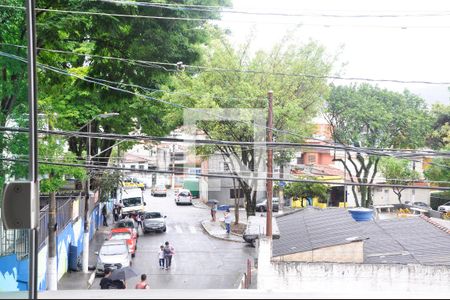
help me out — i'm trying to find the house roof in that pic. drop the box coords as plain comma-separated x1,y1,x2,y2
273,208,450,266
273,208,366,258
362,217,450,266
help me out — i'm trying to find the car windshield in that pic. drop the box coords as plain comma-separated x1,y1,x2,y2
179,192,190,197
100,244,127,256
145,212,162,219
117,221,134,228
123,197,142,207
445,202,450,206
110,232,132,240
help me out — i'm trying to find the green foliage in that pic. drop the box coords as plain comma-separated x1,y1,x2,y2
165,33,335,215
428,104,450,149
326,84,431,207
93,171,123,202
380,157,420,203
284,180,330,203
424,145,450,185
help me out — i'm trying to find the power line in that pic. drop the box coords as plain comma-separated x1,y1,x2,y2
2,126,450,160
0,49,312,140
2,157,449,191
4,4,450,29
93,0,450,19
2,43,450,90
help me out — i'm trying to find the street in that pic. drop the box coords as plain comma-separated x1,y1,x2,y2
90,190,255,289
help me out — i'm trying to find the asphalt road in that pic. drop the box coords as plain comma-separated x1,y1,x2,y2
91,190,255,289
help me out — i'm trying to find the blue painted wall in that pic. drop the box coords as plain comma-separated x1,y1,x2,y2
0,202,113,292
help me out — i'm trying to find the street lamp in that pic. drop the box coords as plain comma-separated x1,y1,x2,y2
82,112,119,274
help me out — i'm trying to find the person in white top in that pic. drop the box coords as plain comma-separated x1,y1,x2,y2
224,209,232,234
158,245,165,269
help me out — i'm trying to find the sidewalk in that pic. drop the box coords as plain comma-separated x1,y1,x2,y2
192,199,210,210
58,216,114,290
201,220,245,243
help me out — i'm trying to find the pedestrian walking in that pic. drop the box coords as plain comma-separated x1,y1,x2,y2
211,203,217,222
158,245,165,269
102,204,108,227
113,204,120,222
163,241,175,270
135,274,150,289
224,209,232,234
137,213,144,229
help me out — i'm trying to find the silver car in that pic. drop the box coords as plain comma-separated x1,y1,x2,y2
143,212,167,233
96,240,132,276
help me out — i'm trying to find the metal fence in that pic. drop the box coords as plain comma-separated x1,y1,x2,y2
1,193,83,259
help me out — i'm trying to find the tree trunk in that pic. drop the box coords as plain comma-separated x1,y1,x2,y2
47,184,57,290
233,178,239,225
245,188,255,217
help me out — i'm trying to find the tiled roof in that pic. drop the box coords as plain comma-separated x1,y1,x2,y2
273,208,366,258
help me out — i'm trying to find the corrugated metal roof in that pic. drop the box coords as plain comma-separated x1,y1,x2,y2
363,217,450,266
273,208,365,257
274,208,450,266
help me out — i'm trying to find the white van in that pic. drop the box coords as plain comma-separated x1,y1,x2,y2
118,187,146,218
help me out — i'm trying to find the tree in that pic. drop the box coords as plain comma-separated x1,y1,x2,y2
39,114,86,291
428,104,450,149
325,84,431,207
284,181,330,204
166,34,335,216
379,157,420,204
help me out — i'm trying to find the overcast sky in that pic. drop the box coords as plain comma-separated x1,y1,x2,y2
217,0,450,106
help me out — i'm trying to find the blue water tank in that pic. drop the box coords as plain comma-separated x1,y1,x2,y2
348,208,374,222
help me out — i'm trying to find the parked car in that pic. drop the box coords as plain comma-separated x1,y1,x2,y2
256,197,280,212
143,212,167,234
151,185,167,197
412,202,430,209
109,228,137,258
95,240,132,276
175,189,193,205
438,201,450,213
115,219,139,239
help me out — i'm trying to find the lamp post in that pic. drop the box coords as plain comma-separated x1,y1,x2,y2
82,113,119,274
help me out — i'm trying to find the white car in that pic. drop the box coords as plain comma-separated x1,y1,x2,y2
438,201,450,213
95,240,132,276
175,189,193,205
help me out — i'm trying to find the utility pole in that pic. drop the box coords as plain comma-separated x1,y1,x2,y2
82,121,92,274
266,91,274,238
344,150,348,208
171,144,175,189
26,0,39,297
411,161,416,203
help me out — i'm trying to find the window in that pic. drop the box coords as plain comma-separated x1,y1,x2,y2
308,155,316,164
224,162,230,171
131,165,136,169
139,165,145,170
297,157,304,165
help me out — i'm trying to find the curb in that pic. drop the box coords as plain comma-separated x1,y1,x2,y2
200,220,245,243
192,201,210,210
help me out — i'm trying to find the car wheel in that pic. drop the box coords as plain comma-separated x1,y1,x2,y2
163,228,167,233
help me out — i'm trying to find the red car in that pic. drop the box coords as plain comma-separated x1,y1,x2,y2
109,228,137,258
